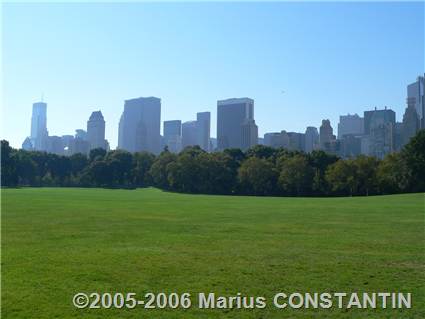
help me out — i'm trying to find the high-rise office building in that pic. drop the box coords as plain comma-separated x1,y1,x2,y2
118,97,161,154
22,137,33,151
304,126,319,153
197,112,211,151
163,120,182,153
364,107,396,159
47,136,64,155
264,131,289,149
30,102,48,151
217,98,257,150
337,114,364,139
241,119,258,150
87,111,107,150
364,107,396,135
75,129,88,140
319,119,335,150
182,121,199,148
69,129,90,155
407,75,424,129
339,134,362,158
287,132,305,152
164,120,182,138
401,101,420,147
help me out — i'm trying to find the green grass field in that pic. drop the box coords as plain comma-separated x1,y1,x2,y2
2,188,424,318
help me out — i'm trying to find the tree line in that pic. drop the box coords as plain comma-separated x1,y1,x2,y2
1,130,424,196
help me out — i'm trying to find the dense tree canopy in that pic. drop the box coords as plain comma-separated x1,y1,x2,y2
1,130,424,196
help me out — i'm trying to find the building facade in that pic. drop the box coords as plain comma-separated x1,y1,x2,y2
363,107,396,159
401,101,420,147
304,126,319,153
196,112,211,151
407,75,424,129
87,111,107,150
30,102,48,151
241,119,258,150
337,114,364,139
118,97,161,154
163,120,182,153
319,119,335,150
182,121,199,148
217,98,257,150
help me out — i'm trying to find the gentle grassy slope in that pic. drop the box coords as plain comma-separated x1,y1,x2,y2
2,188,424,318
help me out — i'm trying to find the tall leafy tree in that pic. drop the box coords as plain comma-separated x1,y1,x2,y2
278,154,314,196
1,140,18,186
149,150,177,189
401,129,425,192
377,153,409,194
238,157,278,195
133,152,155,187
325,159,357,196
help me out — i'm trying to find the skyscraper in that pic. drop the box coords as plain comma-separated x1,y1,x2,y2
217,98,257,150
319,119,335,149
164,120,182,138
287,132,305,152
264,131,290,149
304,126,319,153
401,100,420,146
337,114,364,139
87,111,107,150
241,119,258,150
407,75,424,129
182,121,198,148
363,107,396,159
30,102,48,151
47,136,64,155
22,137,33,151
163,120,182,153
118,97,161,154
364,107,396,135
196,112,211,151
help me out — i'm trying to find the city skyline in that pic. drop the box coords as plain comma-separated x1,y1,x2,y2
20,71,424,160
2,2,424,148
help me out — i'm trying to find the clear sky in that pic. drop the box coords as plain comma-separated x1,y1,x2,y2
2,1,424,149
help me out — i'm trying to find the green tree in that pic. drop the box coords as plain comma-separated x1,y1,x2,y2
377,153,409,194
105,150,134,187
46,154,71,185
1,140,17,186
86,160,111,187
167,152,201,193
89,148,107,162
69,153,88,175
308,150,339,195
133,152,155,187
15,151,37,186
149,150,177,189
278,154,313,196
238,157,278,195
353,155,379,196
245,145,278,160
401,129,425,192
325,159,357,196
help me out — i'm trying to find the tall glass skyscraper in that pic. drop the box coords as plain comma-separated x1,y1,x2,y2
217,98,257,150
196,112,211,151
30,102,48,151
87,111,107,150
118,97,161,154
407,75,424,129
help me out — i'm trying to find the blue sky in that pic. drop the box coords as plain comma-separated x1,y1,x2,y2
2,1,424,148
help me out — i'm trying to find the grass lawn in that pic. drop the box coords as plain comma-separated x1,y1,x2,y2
2,188,424,318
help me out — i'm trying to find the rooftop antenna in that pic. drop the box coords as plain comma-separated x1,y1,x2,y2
41,92,44,102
